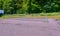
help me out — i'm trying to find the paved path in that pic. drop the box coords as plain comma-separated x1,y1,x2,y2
0,18,60,36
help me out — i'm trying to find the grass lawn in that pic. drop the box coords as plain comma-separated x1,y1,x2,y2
0,12,60,20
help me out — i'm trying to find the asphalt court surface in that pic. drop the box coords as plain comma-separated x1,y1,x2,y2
0,18,60,36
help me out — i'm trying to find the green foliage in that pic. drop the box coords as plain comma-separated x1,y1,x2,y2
0,0,60,14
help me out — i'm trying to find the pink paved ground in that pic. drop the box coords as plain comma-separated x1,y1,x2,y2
0,18,60,36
